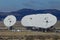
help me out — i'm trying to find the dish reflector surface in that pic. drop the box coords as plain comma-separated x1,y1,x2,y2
21,14,57,28
4,15,16,28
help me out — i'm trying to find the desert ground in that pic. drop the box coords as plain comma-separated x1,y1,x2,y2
0,21,59,40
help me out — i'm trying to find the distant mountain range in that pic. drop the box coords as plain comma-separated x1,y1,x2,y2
0,9,60,21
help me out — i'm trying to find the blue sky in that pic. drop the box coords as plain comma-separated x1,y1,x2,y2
0,0,60,12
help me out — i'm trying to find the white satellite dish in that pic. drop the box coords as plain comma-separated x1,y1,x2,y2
21,13,57,28
3,15,16,28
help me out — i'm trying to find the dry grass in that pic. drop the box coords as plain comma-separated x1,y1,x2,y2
0,21,60,40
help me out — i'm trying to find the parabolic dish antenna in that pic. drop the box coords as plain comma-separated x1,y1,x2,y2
3,15,16,28
21,13,57,28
